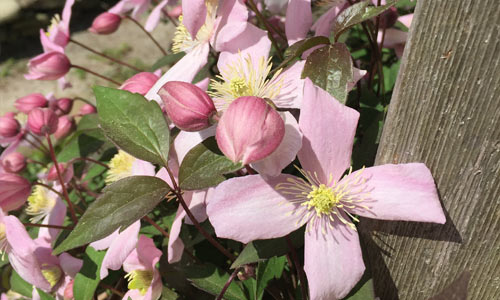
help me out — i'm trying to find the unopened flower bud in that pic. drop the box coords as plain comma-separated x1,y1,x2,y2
120,72,160,96
216,96,285,165
15,93,48,113
0,173,31,212
168,5,182,18
25,51,71,81
159,81,217,131
79,104,97,115
2,152,26,173
0,114,20,138
379,7,399,29
52,98,73,115
28,108,59,135
47,162,74,184
89,12,122,34
54,116,75,139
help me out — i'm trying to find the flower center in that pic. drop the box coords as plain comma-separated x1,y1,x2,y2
106,150,135,184
125,270,153,295
26,186,56,223
46,14,61,37
41,264,62,288
303,184,341,216
0,223,8,256
230,77,250,96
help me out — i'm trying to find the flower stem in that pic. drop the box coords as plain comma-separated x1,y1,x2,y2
216,268,240,300
69,38,144,72
34,181,64,198
70,157,109,169
100,283,124,297
27,132,50,154
45,133,78,224
125,16,168,56
23,223,72,230
164,166,236,261
286,236,308,300
73,96,95,106
70,64,122,86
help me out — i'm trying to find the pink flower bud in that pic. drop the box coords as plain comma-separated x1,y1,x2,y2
0,115,20,138
47,162,74,184
379,7,399,29
168,5,182,18
0,173,31,212
54,116,75,139
120,72,160,96
25,51,71,81
216,97,285,165
79,104,97,115
89,12,122,34
52,98,73,115
28,108,59,135
1,152,26,173
159,81,217,132
15,93,48,114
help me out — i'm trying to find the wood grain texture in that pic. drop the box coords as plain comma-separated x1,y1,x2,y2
359,0,500,299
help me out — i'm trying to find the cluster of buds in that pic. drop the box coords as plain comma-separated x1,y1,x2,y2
159,81,285,165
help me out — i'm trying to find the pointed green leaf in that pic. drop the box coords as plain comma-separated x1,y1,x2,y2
343,273,375,300
179,137,243,190
54,176,170,254
185,264,246,300
94,86,170,166
10,270,33,297
73,246,106,300
255,256,287,300
36,288,56,300
301,43,353,103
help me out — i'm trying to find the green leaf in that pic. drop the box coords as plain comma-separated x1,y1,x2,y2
301,43,353,103
186,264,247,300
150,52,186,71
231,229,304,269
54,176,170,254
10,270,33,297
179,137,243,190
333,0,397,41
255,256,287,300
95,86,170,166
161,286,181,300
36,288,56,300
342,275,375,300
73,246,106,300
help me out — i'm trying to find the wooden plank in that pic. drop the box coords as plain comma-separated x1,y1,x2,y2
359,0,500,299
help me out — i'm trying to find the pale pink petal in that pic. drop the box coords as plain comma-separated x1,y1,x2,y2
311,3,343,37
39,29,64,53
206,175,308,243
89,230,120,250
61,0,76,29
183,189,209,225
394,44,405,58
182,0,207,38
167,204,186,263
380,28,408,48
145,43,210,103
344,163,446,224
285,0,312,45
131,159,156,176
347,67,367,91
251,112,302,177
173,125,216,165
38,198,66,244
108,1,129,15
298,78,359,183
58,253,83,278
399,14,413,29
131,0,151,19
273,60,305,109
217,0,248,25
195,77,210,91
136,235,162,268
304,220,365,300
100,221,141,279
145,0,169,32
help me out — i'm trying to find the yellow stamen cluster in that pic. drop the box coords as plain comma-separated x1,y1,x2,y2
209,54,284,110
46,14,61,37
106,150,135,184
0,223,8,257
125,270,153,295
41,264,62,288
26,186,56,223
304,184,340,216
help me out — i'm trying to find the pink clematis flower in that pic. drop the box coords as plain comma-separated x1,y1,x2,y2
109,0,151,20
39,0,75,53
122,235,162,300
206,79,446,300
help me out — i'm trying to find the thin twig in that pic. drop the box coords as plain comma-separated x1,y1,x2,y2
23,222,72,230
34,182,64,199
71,64,121,86
73,96,94,106
216,268,240,300
286,236,308,300
27,132,50,154
100,283,124,297
70,157,109,169
125,16,167,56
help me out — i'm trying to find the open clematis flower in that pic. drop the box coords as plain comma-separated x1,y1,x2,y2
122,235,162,300
206,79,446,300
39,0,75,53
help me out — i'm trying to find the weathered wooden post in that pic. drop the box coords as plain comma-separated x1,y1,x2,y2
359,0,500,299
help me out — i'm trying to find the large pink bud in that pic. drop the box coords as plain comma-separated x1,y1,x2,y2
15,93,48,114
54,116,75,139
0,173,31,212
216,96,285,165
1,152,26,173
89,12,122,34
120,72,160,96
159,81,217,132
0,114,20,138
25,51,71,81
79,104,97,115
51,98,73,115
28,108,59,135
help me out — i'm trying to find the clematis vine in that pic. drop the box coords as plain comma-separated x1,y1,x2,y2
206,79,446,299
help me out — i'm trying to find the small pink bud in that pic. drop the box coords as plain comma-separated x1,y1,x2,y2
64,279,74,300
0,115,20,138
120,72,160,96
0,173,31,212
168,5,182,18
1,152,26,173
159,81,217,132
28,108,59,135
89,12,122,34
15,93,48,113
47,162,74,184
379,7,399,29
216,97,285,165
52,98,74,115
54,116,75,139
25,51,71,81
79,104,97,115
